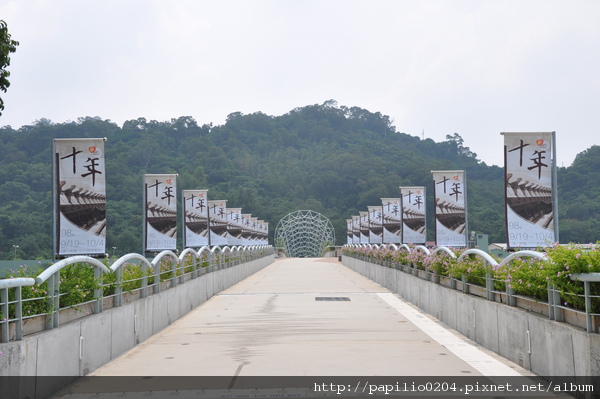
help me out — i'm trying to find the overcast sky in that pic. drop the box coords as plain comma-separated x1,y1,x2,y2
1,0,599,167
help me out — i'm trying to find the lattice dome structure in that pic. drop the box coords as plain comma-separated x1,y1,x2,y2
274,210,335,258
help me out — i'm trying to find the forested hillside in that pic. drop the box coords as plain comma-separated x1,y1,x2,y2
0,100,597,259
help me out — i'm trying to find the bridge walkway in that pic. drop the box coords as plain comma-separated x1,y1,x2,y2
54,257,557,398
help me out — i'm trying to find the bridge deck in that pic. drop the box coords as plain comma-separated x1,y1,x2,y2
54,257,551,398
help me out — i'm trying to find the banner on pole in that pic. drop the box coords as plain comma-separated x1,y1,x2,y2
503,132,557,248
346,219,353,245
359,211,370,244
381,198,402,244
182,189,209,248
400,186,426,244
208,200,228,246
250,217,259,244
241,214,252,246
263,222,269,246
352,216,360,244
53,138,107,256
257,220,266,245
144,174,177,251
432,170,468,247
367,206,383,244
227,208,243,246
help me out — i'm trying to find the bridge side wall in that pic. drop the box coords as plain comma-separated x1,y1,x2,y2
342,256,600,377
0,255,274,399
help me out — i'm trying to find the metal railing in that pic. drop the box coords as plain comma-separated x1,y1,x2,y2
0,245,273,342
343,244,599,333
570,273,600,332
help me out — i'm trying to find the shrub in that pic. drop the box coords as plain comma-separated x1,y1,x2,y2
343,243,600,312
545,244,600,311
4,264,48,318
494,256,549,301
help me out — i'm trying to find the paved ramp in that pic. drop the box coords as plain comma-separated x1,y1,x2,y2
53,258,562,398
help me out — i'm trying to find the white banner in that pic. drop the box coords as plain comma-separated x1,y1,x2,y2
359,211,370,244
381,198,402,244
352,215,360,244
400,186,426,244
257,220,266,245
263,222,269,246
241,214,252,246
368,206,383,244
208,200,228,246
182,189,209,248
503,132,556,248
54,138,106,256
144,174,177,251
432,170,467,247
250,217,259,245
226,208,243,246
346,219,353,245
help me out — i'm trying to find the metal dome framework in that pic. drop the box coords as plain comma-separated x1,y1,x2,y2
274,210,335,258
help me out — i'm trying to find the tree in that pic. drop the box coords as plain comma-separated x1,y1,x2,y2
0,20,19,116
445,133,477,158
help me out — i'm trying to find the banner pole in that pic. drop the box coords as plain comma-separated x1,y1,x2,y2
552,131,559,243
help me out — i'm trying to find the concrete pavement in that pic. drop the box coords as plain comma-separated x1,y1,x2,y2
52,257,561,398
91,257,529,376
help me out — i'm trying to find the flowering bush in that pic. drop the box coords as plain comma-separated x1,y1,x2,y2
0,249,267,324
4,264,48,318
2,260,155,318
445,251,491,285
391,249,410,264
343,243,600,312
494,256,549,300
58,264,101,308
406,248,429,270
427,252,456,276
545,244,600,311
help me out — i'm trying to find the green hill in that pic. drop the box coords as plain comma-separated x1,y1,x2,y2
0,100,597,258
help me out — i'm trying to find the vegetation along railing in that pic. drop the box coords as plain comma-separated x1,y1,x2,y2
0,245,274,342
343,243,600,333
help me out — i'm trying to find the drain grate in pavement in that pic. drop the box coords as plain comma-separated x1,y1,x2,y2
315,297,351,301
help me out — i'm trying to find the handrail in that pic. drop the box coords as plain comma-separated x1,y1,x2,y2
198,246,211,257
178,247,198,282
414,245,430,255
570,273,600,332
498,250,548,268
571,273,600,282
34,256,112,327
151,250,179,290
0,277,36,342
178,247,198,262
458,248,498,266
36,256,110,284
110,253,153,272
151,250,179,267
0,277,36,289
344,246,579,326
0,245,274,342
398,244,411,253
431,246,457,258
